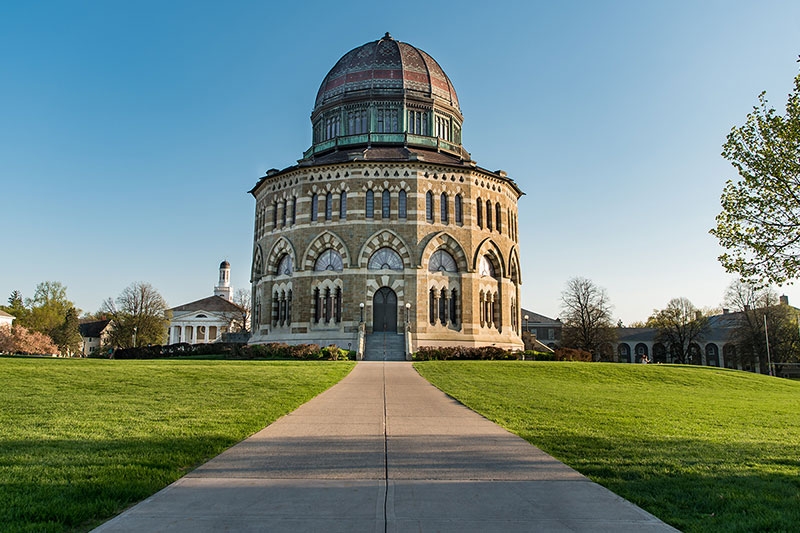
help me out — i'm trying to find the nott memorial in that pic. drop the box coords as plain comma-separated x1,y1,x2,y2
249,33,524,359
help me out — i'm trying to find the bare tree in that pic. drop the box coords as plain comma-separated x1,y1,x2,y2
560,277,617,361
724,280,800,369
647,298,709,364
101,282,170,348
232,288,252,333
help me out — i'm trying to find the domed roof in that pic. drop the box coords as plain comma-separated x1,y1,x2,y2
220,260,230,269
314,33,460,113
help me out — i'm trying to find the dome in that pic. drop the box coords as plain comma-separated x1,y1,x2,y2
315,32,460,113
220,260,230,269
305,33,467,161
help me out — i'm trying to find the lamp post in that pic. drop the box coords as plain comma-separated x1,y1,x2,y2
405,302,411,324
133,326,138,348
523,314,529,350
359,302,364,323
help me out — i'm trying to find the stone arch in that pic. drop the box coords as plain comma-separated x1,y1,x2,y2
266,237,297,277
252,244,264,280
508,247,522,285
358,229,412,269
705,343,720,366
472,237,506,278
618,343,631,363
419,231,469,272
303,231,351,270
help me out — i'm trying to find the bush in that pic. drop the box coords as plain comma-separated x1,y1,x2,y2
521,350,557,361
413,345,520,361
554,347,593,361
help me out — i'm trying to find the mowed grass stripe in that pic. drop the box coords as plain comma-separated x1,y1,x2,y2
414,361,800,533
0,358,355,533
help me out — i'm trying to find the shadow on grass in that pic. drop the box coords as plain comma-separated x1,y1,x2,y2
0,435,236,533
527,433,800,533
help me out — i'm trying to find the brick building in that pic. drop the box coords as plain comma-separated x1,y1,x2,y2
249,34,524,359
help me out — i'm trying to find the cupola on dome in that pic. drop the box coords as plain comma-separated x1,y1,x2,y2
305,33,467,161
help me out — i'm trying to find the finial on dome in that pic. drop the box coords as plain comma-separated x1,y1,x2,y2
382,32,393,40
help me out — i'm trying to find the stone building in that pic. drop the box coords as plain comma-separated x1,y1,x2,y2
249,33,524,359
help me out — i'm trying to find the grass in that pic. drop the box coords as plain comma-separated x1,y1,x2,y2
0,357,355,533
414,361,800,533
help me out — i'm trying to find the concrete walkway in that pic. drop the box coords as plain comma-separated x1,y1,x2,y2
95,362,679,532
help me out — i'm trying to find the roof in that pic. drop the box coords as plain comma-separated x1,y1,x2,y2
315,33,460,113
170,295,244,314
521,309,561,325
78,319,111,338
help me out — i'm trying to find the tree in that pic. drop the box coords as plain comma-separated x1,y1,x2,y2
23,281,75,337
1,290,28,323
724,280,800,370
51,307,83,356
232,288,251,333
710,65,800,286
101,282,170,348
0,325,58,355
559,277,617,361
647,298,709,364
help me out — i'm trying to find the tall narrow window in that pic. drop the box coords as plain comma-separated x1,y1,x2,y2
477,198,483,228
291,197,297,225
272,201,278,229
495,203,502,233
382,190,391,219
429,289,436,325
398,190,407,218
339,191,347,219
366,189,374,218
486,200,493,231
325,192,332,221
455,194,463,224
313,288,321,323
311,194,318,222
440,193,448,223
281,199,287,227
426,191,433,222
450,289,458,326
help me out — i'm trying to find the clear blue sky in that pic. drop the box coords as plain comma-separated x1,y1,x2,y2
2,0,799,324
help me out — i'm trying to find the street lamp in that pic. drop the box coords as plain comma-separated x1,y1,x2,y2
133,326,138,348
359,302,365,323
405,302,411,324
524,314,529,333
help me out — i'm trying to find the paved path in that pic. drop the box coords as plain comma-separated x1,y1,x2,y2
95,362,679,532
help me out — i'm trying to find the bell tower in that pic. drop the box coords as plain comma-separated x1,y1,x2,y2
214,260,232,301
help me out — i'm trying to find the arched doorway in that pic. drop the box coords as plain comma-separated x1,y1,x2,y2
373,287,398,333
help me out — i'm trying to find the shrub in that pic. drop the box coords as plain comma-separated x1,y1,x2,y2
0,325,59,356
554,347,593,361
413,345,520,361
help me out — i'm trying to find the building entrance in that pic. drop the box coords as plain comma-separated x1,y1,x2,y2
373,287,398,333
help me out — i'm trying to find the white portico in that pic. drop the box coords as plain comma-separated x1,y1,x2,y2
169,296,243,344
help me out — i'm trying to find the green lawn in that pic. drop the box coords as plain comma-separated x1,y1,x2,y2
0,357,354,533
414,361,800,533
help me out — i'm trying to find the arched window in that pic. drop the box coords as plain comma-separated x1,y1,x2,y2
440,192,448,223
476,198,483,228
454,194,463,225
325,192,333,221
314,249,344,272
382,189,391,219
428,250,458,272
368,247,403,271
486,200,493,231
276,255,293,276
273,200,278,228
495,203,502,233
282,199,287,227
340,191,347,219
398,190,407,218
479,255,497,278
425,191,434,222
366,190,374,219
311,193,319,222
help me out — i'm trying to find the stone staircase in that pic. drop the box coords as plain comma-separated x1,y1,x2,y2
364,332,406,361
